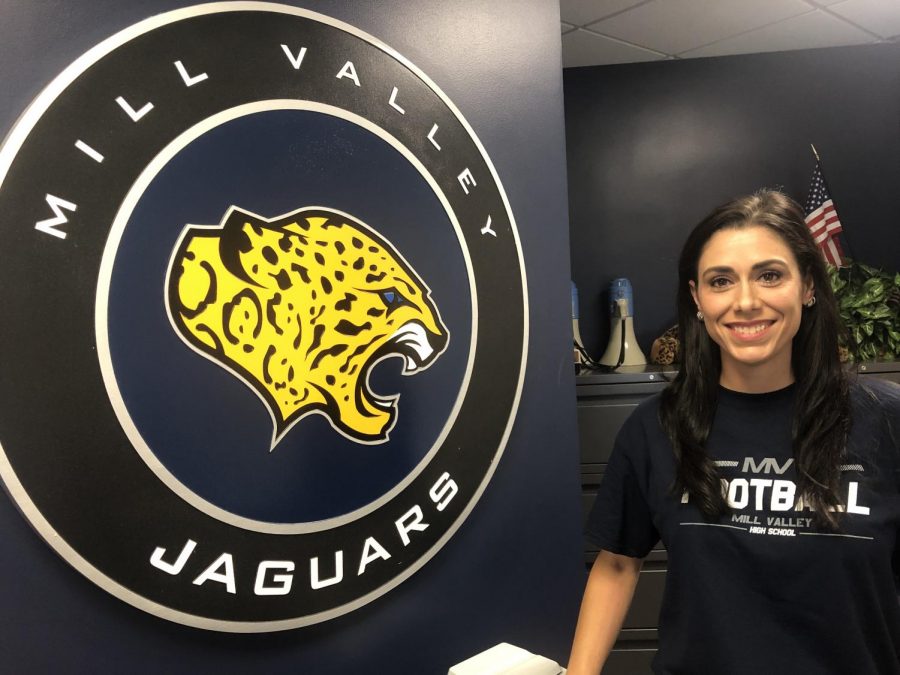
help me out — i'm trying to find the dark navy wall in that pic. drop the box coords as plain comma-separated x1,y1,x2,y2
0,1,584,672
564,44,900,359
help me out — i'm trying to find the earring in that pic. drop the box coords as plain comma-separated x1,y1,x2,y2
696,310,704,320
804,296,816,308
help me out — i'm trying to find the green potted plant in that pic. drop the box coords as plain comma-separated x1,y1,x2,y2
827,259,900,362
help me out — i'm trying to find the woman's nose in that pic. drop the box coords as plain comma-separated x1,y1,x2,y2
735,281,760,312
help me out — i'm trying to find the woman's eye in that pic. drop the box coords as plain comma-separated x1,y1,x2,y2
759,270,781,284
709,277,730,289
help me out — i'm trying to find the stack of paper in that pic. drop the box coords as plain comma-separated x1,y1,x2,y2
448,642,564,675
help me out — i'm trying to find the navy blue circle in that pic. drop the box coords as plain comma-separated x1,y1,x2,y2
107,109,470,523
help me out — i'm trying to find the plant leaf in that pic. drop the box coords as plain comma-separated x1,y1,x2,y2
856,304,894,320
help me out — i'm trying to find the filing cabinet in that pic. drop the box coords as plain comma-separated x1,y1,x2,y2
576,365,674,674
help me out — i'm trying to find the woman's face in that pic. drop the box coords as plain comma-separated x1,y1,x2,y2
689,225,813,391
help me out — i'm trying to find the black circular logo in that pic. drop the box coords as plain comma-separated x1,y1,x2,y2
0,3,526,630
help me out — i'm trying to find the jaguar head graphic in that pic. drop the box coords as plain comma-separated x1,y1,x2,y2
166,206,449,446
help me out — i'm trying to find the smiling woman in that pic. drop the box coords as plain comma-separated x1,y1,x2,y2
667,191,847,522
568,190,900,675
689,226,814,393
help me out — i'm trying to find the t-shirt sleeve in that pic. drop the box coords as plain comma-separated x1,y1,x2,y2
584,410,660,558
858,379,900,588
859,378,900,483
870,380,900,587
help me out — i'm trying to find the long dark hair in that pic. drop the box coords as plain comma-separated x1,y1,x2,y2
659,190,851,528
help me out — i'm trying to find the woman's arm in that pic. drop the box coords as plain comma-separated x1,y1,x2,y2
567,550,643,675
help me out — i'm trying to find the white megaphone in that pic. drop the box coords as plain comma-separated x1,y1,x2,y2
599,278,647,367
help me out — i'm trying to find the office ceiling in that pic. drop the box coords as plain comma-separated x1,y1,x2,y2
561,0,900,67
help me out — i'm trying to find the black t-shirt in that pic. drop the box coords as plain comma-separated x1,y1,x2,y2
586,379,900,674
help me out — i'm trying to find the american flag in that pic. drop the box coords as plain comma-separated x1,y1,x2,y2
804,160,845,267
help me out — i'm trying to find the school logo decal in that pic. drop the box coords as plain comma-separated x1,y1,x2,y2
167,206,448,445
0,3,527,631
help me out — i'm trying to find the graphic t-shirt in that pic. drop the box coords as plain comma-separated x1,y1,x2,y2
586,380,900,674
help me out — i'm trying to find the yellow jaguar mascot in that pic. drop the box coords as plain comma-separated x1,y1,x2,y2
166,206,449,446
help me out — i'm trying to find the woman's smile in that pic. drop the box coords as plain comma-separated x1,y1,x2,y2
725,319,776,340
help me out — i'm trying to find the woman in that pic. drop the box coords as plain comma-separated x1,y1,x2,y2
568,190,900,674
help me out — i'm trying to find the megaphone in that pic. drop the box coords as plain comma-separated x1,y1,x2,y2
599,278,647,367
